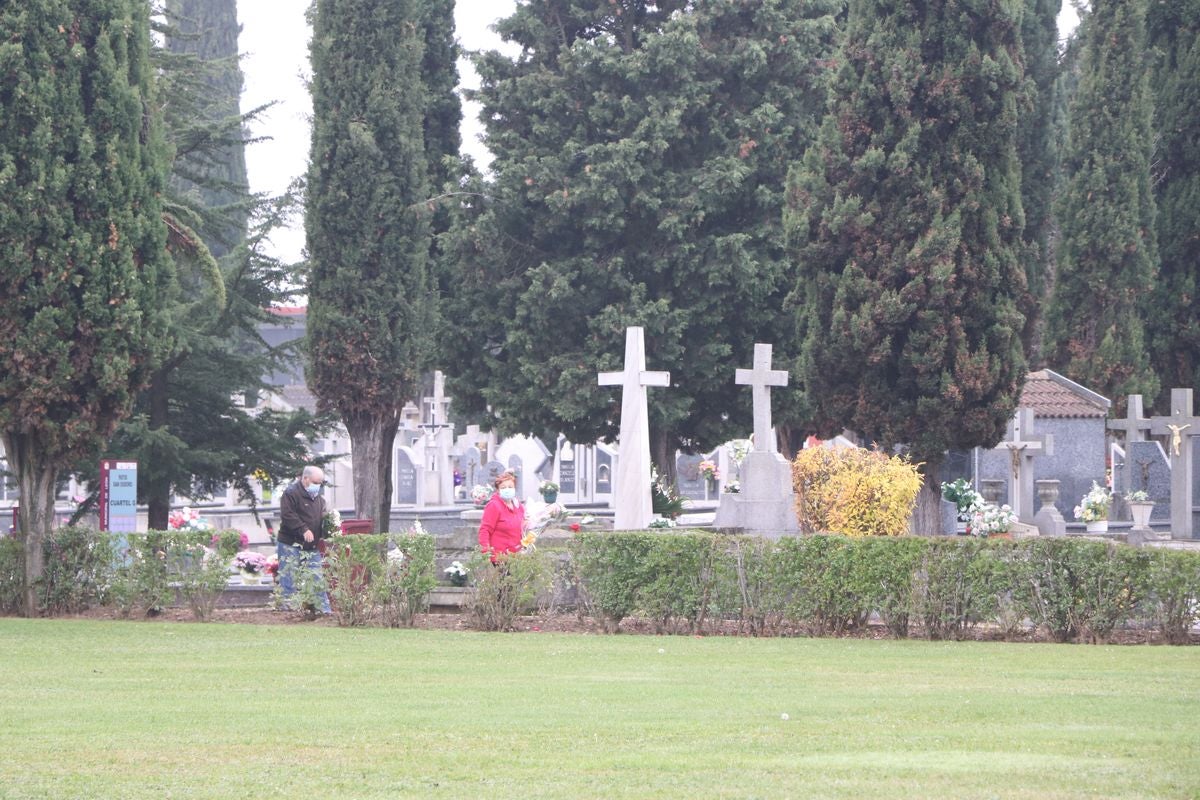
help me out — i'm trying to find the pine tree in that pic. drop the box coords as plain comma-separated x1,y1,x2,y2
306,0,445,528
441,0,838,472
1043,0,1159,408
786,0,1029,529
1146,0,1200,401
0,0,173,613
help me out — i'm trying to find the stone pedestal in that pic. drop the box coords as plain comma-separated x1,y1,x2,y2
1033,479,1066,537
712,451,798,537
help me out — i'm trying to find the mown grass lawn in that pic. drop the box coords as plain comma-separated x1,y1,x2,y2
1,618,1197,799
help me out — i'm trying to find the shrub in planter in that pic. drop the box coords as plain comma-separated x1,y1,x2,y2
1143,550,1200,644
376,532,438,628
466,549,554,632
913,538,996,640
569,533,656,633
776,535,873,635
791,447,922,536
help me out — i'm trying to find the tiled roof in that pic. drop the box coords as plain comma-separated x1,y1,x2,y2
1020,370,1110,419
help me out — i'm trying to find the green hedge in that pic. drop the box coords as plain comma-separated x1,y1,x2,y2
569,532,1200,644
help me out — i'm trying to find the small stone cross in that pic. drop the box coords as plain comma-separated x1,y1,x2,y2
1148,388,1199,539
991,407,1053,523
422,370,453,431
735,343,789,454
1108,394,1152,444
598,327,671,530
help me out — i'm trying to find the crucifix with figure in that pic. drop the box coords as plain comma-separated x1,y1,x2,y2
991,408,1052,523
598,327,671,530
1148,388,1199,539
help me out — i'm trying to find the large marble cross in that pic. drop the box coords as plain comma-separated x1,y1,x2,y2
421,370,454,503
991,407,1053,523
1148,387,1199,539
735,343,789,453
598,327,671,530
422,370,452,431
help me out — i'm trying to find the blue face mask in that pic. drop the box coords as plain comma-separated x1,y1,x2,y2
306,483,321,497
499,487,516,501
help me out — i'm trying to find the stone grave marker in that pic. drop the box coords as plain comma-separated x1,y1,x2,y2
595,445,614,498
507,455,524,496
484,459,507,488
1127,440,1172,521
1148,388,1200,539
597,327,671,530
395,446,420,505
557,439,577,496
991,408,1052,523
675,453,707,501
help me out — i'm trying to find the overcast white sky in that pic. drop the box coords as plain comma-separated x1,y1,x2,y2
238,1,1080,264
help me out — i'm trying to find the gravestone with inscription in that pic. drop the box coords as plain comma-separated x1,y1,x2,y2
395,446,421,505
675,453,707,501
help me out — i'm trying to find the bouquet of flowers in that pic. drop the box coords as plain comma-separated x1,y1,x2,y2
524,500,567,536
322,508,342,537
444,560,469,586
940,478,985,522
470,485,493,506
385,547,406,577
234,550,268,575
169,507,213,532
970,503,1018,537
538,480,559,494
1074,482,1111,523
698,459,720,481
723,480,741,494
263,554,280,578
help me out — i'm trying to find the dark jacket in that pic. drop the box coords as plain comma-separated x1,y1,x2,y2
278,480,327,551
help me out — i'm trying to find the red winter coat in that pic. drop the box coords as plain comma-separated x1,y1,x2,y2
478,495,525,559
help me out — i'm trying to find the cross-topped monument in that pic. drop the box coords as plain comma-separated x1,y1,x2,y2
420,370,455,505
1148,388,1199,539
598,327,671,530
422,371,452,433
713,343,797,536
736,343,789,453
990,407,1053,523
1108,394,1152,444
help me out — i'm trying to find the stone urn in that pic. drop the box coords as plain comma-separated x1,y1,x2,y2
1128,501,1154,529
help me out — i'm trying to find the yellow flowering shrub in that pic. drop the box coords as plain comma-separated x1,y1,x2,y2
791,447,922,536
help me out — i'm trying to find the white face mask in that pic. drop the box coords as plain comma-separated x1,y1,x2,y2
498,487,516,501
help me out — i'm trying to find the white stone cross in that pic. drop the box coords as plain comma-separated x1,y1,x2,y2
422,370,452,431
1148,388,1199,539
598,327,671,530
735,343,789,453
991,407,1053,523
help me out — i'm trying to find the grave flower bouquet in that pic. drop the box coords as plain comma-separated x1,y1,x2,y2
940,478,985,522
538,480,559,494
1074,482,1111,523
234,550,268,575
168,507,213,532
471,485,493,506
444,560,469,586
322,508,342,537
698,459,720,481
970,503,1018,537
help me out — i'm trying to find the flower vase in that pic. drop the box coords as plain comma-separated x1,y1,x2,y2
541,491,558,504
449,574,468,588
1129,501,1154,529
1085,520,1109,534
240,570,261,585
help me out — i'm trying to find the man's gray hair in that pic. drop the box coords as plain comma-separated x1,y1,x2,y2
302,465,323,480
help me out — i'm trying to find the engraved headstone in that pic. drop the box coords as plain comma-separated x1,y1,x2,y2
395,447,419,505
675,453,707,501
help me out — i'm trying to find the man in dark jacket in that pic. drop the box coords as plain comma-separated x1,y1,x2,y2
276,465,331,612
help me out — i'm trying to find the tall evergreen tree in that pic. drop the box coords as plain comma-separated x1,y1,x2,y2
0,0,173,612
1043,0,1159,408
306,0,443,529
441,0,838,472
786,0,1029,529
1146,0,1200,401
1015,0,1061,362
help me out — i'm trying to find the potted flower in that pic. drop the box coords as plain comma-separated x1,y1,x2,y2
470,485,493,508
1074,481,1111,533
698,459,720,491
233,550,268,584
538,480,559,504
443,560,469,587
969,502,1018,539
940,478,984,534
1126,489,1154,528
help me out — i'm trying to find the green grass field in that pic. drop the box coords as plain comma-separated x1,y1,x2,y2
1,619,1197,799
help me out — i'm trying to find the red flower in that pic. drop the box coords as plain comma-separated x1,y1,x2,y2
570,523,581,532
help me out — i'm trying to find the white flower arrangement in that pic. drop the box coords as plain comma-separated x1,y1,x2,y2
322,508,342,537
444,560,469,586
470,485,493,505
538,480,559,494
1074,482,1111,523
970,503,1018,536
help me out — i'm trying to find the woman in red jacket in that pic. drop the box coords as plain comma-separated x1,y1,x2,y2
478,470,525,561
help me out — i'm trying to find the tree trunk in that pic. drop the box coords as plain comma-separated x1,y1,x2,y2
911,464,945,536
2,431,58,617
651,428,674,488
146,368,171,531
344,411,400,533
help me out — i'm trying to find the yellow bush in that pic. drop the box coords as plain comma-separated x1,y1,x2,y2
791,447,922,536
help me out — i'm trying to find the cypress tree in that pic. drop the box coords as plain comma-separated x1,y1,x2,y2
306,0,440,528
786,0,1028,529
1146,1,1200,400
0,0,173,612
441,0,837,472
1043,0,1159,407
